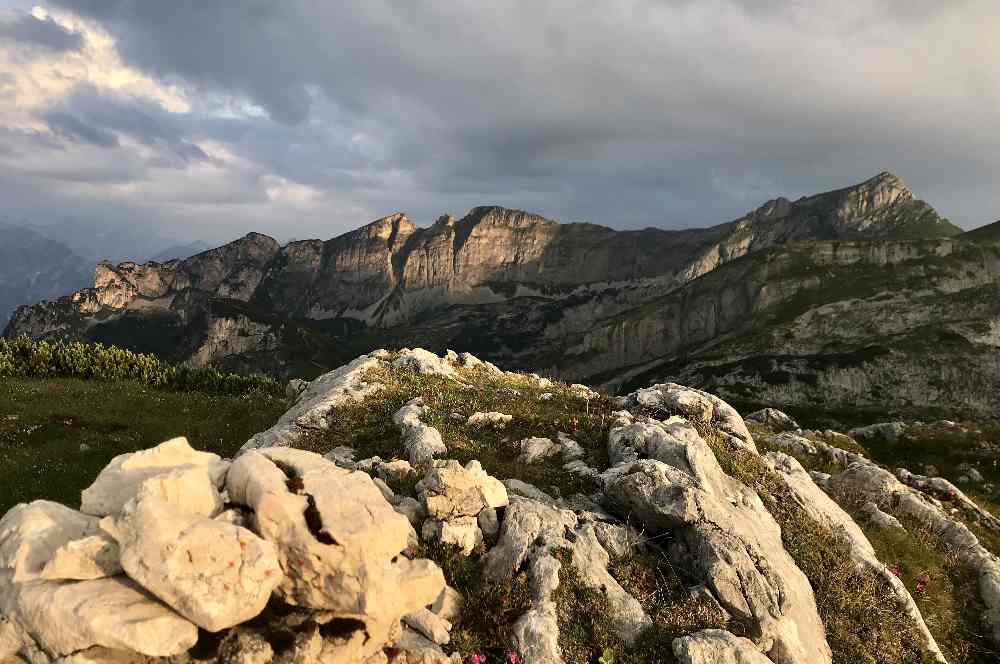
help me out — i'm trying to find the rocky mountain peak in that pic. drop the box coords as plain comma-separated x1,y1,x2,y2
459,205,557,231
353,212,416,241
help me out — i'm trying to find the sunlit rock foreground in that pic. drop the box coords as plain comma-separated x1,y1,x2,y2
2,349,998,663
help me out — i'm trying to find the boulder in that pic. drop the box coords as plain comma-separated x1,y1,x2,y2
830,461,1000,646
745,408,800,432
1,576,198,658
0,501,103,582
848,422,907,444
392,348,457,377
242,353,384,451
80,437,228,517
285,378,308,401
601,434,830,664
116,495,282,632
768,433,817,457
419,460,508,520
132,465,225,517
478,507,500,539
40,532,121,581
673,629,772,664
421,517,483,555
623,383,755,452
517,437,560,464
226,448,445,659
466,412,512,428
402,608,451,645
392,399,447,465
430,586,464,624
765,452,944,661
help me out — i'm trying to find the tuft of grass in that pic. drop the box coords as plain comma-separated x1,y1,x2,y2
301,363,616,497
700,426,939,664
411,540,532,662
0,377,287,512
553,546,731,664
860,516,1000,664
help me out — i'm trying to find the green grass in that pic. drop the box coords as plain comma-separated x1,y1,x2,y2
848,422,1000,556
412,541,532,662
700,426,939,664
300,362,615,497
861,515,999,664
0,378,287,512
554,548,730,664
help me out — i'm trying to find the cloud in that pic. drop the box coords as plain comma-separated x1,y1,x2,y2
0,0,992,250
0,9,84,53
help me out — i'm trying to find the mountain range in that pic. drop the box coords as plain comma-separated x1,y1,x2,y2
7,171,997,424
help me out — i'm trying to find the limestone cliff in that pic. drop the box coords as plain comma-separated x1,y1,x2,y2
4,172,979,419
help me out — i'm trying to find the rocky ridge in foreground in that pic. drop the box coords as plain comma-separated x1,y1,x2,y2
2,349,999,663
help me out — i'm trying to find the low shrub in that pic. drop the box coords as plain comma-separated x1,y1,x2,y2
0,337,280,396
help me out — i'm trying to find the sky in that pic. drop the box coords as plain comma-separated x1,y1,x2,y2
0,1,997,247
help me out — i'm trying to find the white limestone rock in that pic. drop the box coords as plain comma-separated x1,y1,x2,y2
392,348,457,377
242,353,384,451
478,507,500,539
769,432,818,457
830,461,1000,647
323,446,356,468
80,437,228,517
466,411,513,429
40,533,121,581
624,383,755,452
517,437,560,464
673,629,772,664
601,434,830,664
394,497,426,528
1,576,198,658
859,501,905,530
849,422,907,444
226,448,445,659
132,465,225,518
116,495,282,632
403,608,452,645
419,460,508,520
765,452,944,661
0,501,102,583
430,586,464,624
285,378,308,401
421,517,483,555
745,408,800,432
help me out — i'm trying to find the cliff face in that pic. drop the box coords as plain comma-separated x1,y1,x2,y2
5,172,983,418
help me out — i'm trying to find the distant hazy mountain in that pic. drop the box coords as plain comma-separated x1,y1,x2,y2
0,226,92,327
148,241,213,263
10,171,994,420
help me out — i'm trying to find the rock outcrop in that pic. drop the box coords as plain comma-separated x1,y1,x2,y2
0,348,971,663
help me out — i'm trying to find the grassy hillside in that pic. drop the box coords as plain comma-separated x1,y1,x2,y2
961,220,1000,244
0,339,287,512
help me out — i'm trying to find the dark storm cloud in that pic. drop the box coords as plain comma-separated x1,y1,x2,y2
0,10,84,52
37,85,210,164
15,0,1000,240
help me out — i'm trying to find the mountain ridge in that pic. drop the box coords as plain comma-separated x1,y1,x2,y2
4,172,988,419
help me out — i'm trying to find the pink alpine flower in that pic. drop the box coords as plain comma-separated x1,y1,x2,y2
505,651,522,664
469,654,486,664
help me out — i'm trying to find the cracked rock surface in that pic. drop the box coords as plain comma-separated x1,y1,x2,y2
600,417,830,664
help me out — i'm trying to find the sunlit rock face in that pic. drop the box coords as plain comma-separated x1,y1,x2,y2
8,172,994,418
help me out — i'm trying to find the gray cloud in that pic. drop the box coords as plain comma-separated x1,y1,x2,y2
0,10,84,52
1,0,994,248
37,85,212,164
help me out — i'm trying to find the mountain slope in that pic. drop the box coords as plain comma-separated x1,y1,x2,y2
3,172,977,418
962,219,1000,245
0,226,93,328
